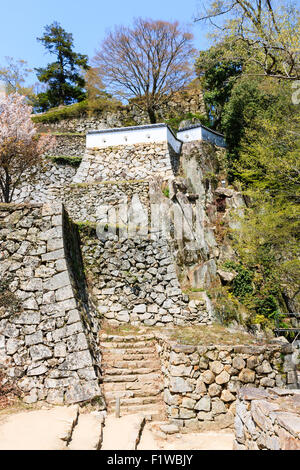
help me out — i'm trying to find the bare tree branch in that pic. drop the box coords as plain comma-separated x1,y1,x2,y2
93,19,195,123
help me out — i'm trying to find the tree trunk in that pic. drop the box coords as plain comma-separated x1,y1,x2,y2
147,107,157,124
3,168,10,203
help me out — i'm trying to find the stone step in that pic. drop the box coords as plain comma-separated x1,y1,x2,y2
101,414,145,451
103,381,162,392
0,405,79,450
68,413,103,451
103,375,138,383
100,341,157,349
104,388,163,400
102,353,159,361
103,372,162,383
102,360,161,369
100,334,155,342
102,348,157,357
106,403,166,420
105,395,162,406
102,367,160,376
106,396,163,407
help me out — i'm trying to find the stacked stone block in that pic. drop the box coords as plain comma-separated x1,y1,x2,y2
52,180,150,224
11,161,76,205
80,228,212,327
0,203,102,405
156,337,296,430
73,143,178,183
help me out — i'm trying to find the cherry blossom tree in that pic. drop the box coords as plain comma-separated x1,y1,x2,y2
0,93,54,203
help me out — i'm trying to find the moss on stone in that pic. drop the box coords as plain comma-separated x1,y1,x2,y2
46,155,82,167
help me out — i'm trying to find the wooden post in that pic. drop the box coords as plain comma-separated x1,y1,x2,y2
115,397,120,418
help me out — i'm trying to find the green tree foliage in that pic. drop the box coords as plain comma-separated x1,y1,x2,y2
195,42,242,130
35,22,89,112
195,1,300,80
221,75,285,168
195,2,300,325
229,79,300,321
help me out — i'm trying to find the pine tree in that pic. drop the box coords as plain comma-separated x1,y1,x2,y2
35,22,89,111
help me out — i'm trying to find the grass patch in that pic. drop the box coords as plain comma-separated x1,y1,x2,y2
37,132,85,137
99,321,263,346
167,323,261,346
183,288,205,294
46,155,82,167
71,179,148,188
75,221,97,231
32,98,122,124
32,101,89,123
100,322,142,337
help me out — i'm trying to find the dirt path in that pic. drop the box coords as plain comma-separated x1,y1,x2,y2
0,406,234,450
0,406,79,450
138,423,234,450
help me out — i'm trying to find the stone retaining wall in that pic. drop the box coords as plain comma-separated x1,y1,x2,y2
47,134,85,157
234,387,300,450
73,142,179,184
0,203,103,405
11,161,76,205
34,85,205,134
156,337,296,430
79,226,212,326
52,181,150,224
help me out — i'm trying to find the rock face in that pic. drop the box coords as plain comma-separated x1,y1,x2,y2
156,336,296,430
234,387,300,450
0,203,103,405
171,141,246,291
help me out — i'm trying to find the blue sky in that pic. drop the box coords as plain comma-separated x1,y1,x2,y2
0,0,211,84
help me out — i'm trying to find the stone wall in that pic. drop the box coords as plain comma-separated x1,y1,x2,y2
79,225,212,327
234,387,300,450
73,142,179,184
0,203,103,405
52,181,150,224
47,134,85,157
34,83,205,134
156,337,296,430
11,160,76,205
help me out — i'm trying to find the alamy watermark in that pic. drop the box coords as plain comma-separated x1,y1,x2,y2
94,194,203,251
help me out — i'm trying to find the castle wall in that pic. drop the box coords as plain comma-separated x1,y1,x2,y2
0,203,103,405
156,337,296,430
47,134,85,157
11,161,76,205
73,140,180,184
177,125,226,148
86,124,182,153
79,225,213,327
52,181,150,224
34,83,206,134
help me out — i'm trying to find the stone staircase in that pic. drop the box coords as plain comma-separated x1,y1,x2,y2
100,333,166,419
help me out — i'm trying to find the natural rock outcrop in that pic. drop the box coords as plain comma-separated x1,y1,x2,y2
234,387,300,450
